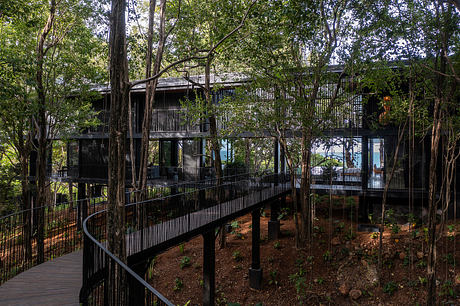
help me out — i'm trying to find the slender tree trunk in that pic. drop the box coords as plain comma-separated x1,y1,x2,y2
136,0,157,199
19,138,32,261
427,97,442,305
203,57,225,248
300,129,313,247
107,0,129,303
68,182,74,210
245,138,251,171
426,4,456,302
138,0,167,200
35,0,56,264
378,118,408,268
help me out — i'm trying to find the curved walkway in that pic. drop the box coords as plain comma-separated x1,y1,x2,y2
0,251,81,306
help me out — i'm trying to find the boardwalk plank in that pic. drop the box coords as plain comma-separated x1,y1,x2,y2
0,251,81,306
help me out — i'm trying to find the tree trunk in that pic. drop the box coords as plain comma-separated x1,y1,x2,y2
344,138,355,168
35,0,56,264
138,0,167,199
299,129,312,247
107,0,129,303
203,57,224,248
20,140,32,261
245,138,251,171
427,96,442,305
378,118,408,268
68,182,74,210
277,135,300,247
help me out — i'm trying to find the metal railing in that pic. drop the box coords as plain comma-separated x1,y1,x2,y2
151,108,202,133
80,172,290,305
0,195,108,285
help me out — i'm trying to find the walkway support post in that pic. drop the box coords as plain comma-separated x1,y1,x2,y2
128,260,149,306
203,229,215,306
77,182,87,230
268,199,280,240
249,209,262,289
360,136,369,222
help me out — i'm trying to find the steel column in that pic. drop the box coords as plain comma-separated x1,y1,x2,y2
249,209,262,289
203,229,215,306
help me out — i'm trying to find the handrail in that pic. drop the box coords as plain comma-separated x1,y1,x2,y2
81,172,290,304
0,194,108,285
0,170,253,286
82,213,173,305
0,168,252,221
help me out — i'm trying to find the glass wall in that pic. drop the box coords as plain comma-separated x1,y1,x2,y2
368,138,385,189
311,137,362,185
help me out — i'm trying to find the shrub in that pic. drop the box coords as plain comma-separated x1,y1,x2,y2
268,270,279,286
180,256,191,269
383,281,398,296
232,251,243,262
173,278,183,291
323,250,332,262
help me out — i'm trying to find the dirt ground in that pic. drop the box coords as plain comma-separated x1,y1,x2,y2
148,198,460,305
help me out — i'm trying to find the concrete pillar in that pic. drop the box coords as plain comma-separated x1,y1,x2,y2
249,209,262,289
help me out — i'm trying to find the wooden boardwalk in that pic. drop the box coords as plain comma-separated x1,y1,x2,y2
126,183,289,257
0,251,81,306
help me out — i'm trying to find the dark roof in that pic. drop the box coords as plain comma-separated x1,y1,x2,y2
93,73,249,93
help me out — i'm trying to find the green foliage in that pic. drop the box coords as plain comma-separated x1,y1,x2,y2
173,278,183,291
416,260,426,268
345,197,357,208
313,225,325,234
383,281,398,296
311,153,342,168
268,270,279,286
232,251,243,262
0,0,106,213
224,160,248,174
289,266,308,301
439,281,455,298
147,257,157,280
391,224,401,234
230,220,244,239
423,227,429,243
180,256,191,269
344,229,356,241
278,207,290,221
402,256,409,267
443,253,456,267
230,221,240,231
323,250,332,262
335,222,345,232
315,277,324,285
418,277,427,286
273,241,281,249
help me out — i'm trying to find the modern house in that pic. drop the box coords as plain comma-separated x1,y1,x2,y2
37,70,460,220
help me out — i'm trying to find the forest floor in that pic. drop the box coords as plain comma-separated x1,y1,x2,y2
149,197,460,305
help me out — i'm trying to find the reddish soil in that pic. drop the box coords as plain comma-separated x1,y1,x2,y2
149,200,460,305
